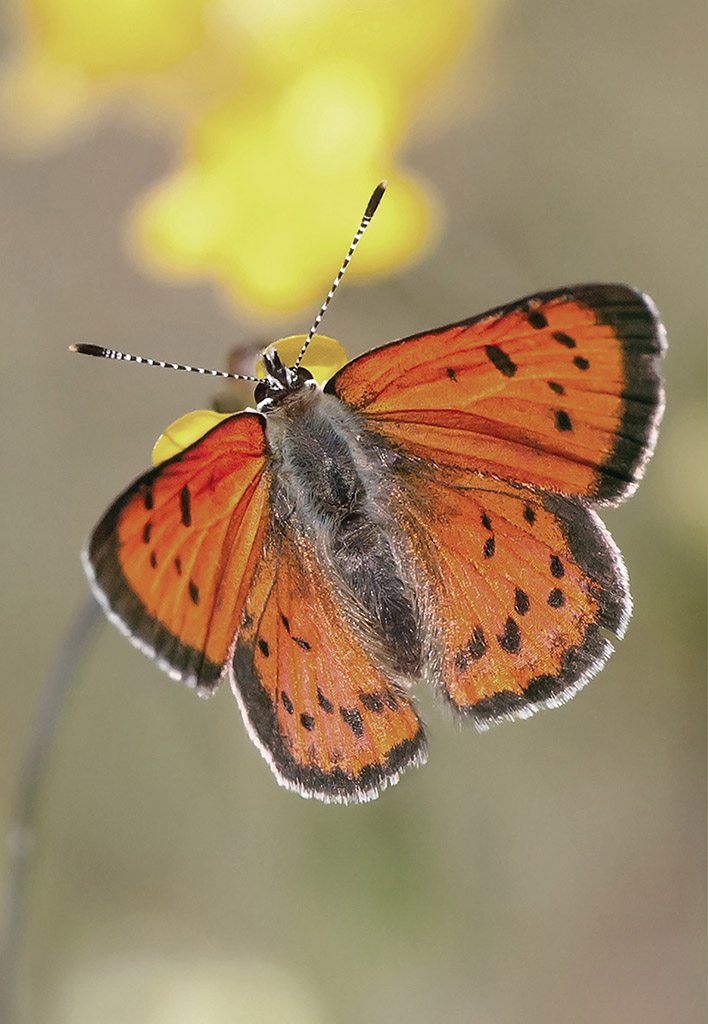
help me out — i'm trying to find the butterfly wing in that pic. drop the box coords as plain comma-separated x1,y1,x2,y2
399,469,629,724
326,284,665,505
86,412,270,692
230,531,427,803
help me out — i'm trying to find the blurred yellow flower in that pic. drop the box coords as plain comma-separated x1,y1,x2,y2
3,0,492,312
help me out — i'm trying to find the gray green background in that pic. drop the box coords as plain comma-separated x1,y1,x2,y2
2,1,705,1021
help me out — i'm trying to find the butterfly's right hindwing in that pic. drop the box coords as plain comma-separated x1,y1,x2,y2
230,531,427,804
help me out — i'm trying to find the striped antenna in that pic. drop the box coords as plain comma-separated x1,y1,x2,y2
69,343,262,383
293,181,387,370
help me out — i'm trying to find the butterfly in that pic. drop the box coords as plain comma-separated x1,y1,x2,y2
76,184,666,804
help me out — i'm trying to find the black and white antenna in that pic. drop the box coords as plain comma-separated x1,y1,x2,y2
68,343,262,383
293,180,387,370
70,181,388,382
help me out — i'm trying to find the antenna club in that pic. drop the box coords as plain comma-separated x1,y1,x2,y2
70,343,107,357
365,181,387,220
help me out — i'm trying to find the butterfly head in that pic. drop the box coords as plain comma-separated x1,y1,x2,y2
254,348,316,409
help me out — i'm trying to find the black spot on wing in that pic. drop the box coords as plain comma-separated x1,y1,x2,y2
360,692,384,713
258,638,270,658
180,485,192,527
317,688,334,713
340,706,364,738
550,555,565,578
300,712,315,731
281,690,293,714
469,626,487,659
142,521,152,544
446,367,458,381
553,331,577,349
524,504,536,525
485,344,517,377
548,588,566,608
573,355,590,370
483,536,495,558
548,381,565,395
514,587,530,616
292,636,311,650
528,309,548,329
497,617,521,654
555,409,573,432
455,626,487,671
149,551,157,569
188,580,199,605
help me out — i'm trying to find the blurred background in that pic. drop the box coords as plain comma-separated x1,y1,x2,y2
1,0,705,1021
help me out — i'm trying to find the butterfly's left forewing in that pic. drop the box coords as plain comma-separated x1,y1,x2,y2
86,413,270,691
326,284,665,506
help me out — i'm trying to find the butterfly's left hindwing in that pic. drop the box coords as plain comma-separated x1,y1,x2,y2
398,470,630,726
86,413,270,692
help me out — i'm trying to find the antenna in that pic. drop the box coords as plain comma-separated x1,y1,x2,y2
293,180,387,370
69,343,261,383
70,183,388,384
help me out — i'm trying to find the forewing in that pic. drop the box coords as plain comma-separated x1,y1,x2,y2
86,413,270,692
326,284,665,505
231,533,427,804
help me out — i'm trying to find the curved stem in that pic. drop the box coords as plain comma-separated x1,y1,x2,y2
0,596,101,1024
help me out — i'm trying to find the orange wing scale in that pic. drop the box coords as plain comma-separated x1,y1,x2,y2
87,413,270,691
403,472,629,724
231,534,427,803
327,284,664,504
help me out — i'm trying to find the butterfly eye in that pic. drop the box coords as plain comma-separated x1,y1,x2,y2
254,365,315,406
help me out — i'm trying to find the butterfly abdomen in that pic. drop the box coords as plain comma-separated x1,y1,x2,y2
265,389,422,680
334,513,422,677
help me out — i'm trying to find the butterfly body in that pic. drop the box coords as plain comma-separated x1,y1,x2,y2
83,283,665,803
257,371,424,683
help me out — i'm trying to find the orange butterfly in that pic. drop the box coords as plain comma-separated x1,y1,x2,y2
75,184,666,803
